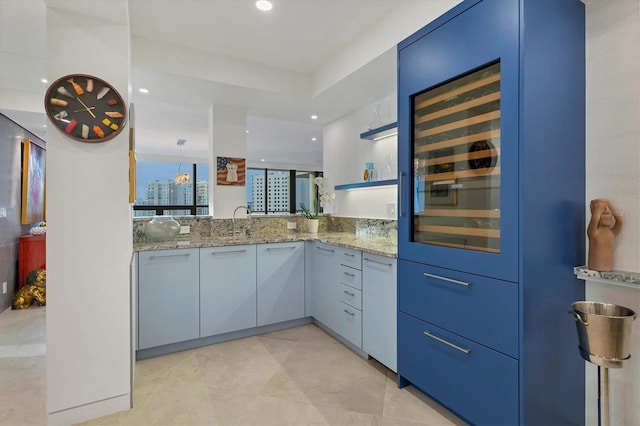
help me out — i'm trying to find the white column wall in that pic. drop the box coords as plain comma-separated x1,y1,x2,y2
323,93,397,219
45,2,132,424
584,1,640,425
209,105,248,218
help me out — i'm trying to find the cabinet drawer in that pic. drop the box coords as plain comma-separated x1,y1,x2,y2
339,283,362,310
337,301,362,348
399,260,518,358
338,265,362,290
398,313,518,426
338,247,362,270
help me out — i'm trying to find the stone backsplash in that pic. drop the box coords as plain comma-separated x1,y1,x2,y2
132,215,397,243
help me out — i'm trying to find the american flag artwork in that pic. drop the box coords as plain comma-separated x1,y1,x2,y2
216,157,246,186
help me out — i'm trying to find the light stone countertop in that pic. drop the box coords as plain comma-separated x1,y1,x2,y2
134,232,397,258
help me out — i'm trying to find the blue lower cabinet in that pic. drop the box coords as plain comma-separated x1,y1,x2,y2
398,312,518,426
399,259,518,358
138,249,200,349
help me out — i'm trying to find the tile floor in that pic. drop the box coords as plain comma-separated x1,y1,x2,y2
0,306,465,426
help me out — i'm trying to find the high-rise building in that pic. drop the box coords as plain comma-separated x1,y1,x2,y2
142,179,209,213
252,172,289,213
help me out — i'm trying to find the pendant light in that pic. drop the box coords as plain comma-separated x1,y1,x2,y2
174,139,190,184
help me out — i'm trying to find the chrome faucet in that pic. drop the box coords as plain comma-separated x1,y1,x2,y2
232,205,251,236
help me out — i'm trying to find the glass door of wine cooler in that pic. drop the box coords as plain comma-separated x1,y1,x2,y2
413,62,501,254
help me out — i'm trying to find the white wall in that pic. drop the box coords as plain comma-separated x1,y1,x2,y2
45,1,132,424
210,104,248,218
584,1,640,425
323,93,398,219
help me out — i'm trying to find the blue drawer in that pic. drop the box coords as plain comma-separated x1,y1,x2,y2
399,260,518,358
398,313,518,426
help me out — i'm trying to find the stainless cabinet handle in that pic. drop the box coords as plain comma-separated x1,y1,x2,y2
317,247,335,253
343,272,355,277
344,309,355,316
364,257,392,267
423,331,471,354
212,249,246,255
343,252,355,257
423,272,469,287
149,253,190,259
343,290,355,297
266,246,296,251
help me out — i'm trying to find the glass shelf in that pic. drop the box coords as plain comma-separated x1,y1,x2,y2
335,179,398,191
360,122,398,141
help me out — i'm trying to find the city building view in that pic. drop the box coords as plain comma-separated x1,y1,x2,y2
134,162,317,216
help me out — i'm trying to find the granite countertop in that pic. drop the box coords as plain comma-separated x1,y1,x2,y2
134,232,397,258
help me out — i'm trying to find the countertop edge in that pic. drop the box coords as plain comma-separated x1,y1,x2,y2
134,232,397,258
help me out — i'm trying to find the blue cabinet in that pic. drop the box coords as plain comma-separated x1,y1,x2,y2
199,245,257,337
138,248,200,349
362,254,397,372
397,1,586,424
312,242,364,349
257,242,305,326
398,313,518,426
312,242,339,331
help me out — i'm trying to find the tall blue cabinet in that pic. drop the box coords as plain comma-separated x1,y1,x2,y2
397,0,586,424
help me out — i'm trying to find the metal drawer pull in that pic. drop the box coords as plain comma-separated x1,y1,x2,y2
423,272,469,287
364,257,392,267
343,272,355,277
343,253,355,257
344,309,355,316
212,249,246,255
343,290,355,297
423,331,471,354
317,247,335,253
266,246,296,251
149,253,190,259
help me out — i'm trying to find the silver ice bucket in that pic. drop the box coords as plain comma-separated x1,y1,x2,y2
570,301,636,368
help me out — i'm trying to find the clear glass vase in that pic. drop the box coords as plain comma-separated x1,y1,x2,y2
144,216,181,242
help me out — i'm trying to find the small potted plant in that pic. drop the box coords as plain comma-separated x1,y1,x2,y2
300,201,320,233
299,177,334,233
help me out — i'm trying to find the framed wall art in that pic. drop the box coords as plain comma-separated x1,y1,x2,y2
21,139,46,224
216,157,246,186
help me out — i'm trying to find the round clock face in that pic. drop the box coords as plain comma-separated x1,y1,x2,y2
44,74,126,143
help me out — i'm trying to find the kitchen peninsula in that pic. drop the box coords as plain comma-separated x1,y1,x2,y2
133,215,398,373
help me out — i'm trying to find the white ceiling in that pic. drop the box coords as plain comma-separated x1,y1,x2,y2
0,0,460,168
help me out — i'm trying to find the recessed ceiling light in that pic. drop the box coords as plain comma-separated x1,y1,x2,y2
41,78,48,84
139,88,149,94
311,115,318,120
43,124,47,128
246,130,250,133
261,158,265,162
311,137,317,141
255,0,272,11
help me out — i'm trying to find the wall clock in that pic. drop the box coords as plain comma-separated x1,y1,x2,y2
44,74,126,143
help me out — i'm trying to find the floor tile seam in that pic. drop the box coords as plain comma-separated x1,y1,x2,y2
308,399,386,418
258,338,301,368
258,334,340,349
380,392,458,425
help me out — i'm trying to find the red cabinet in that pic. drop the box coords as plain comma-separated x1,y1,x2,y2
18,234,46,289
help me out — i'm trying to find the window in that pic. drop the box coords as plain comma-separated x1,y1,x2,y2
133,162,209,217
247,168,321,215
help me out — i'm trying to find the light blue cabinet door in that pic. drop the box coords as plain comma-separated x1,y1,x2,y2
257,242,305,326
304,241,314,317
312,242,338,330
362,254,397,372
138,248,200,350
199,245,257,337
